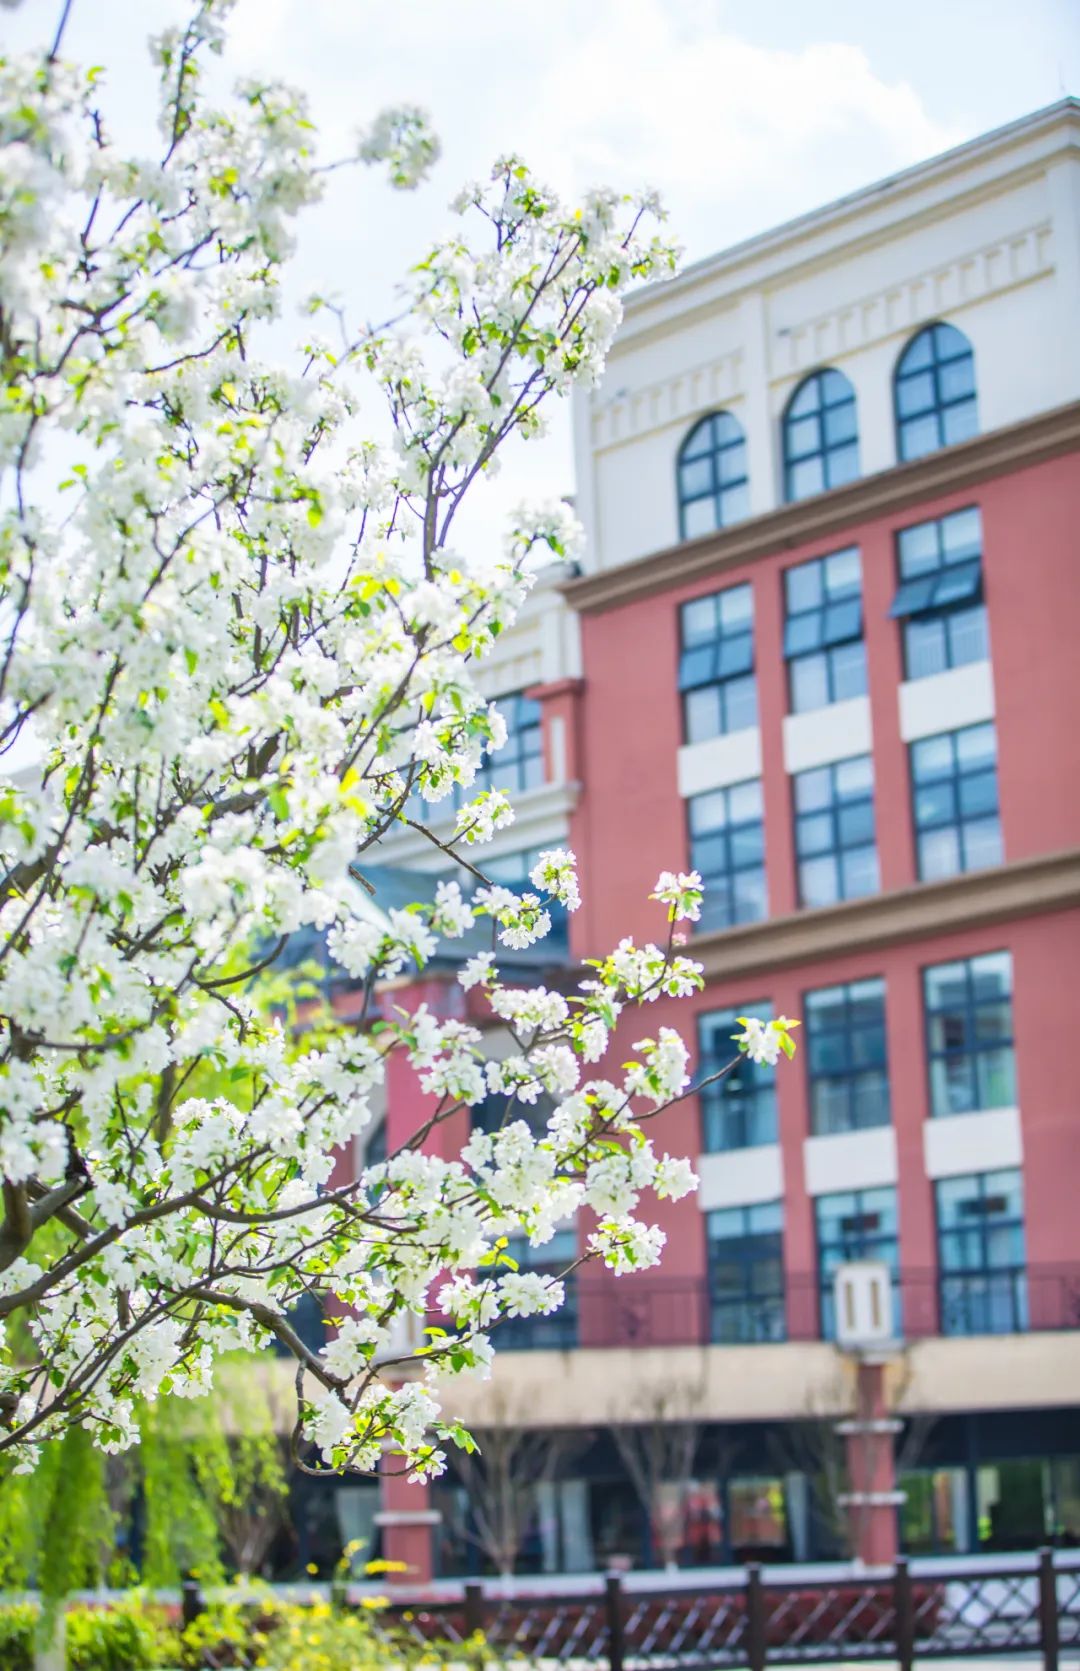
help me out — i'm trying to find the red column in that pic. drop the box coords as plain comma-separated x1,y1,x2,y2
860,518,916,891
373,976,466,1586
754,559,797,920
838,1359,903,1567
376,1442,440,1587
883,954,936,1338
772,969,816,1337
526,675,585,786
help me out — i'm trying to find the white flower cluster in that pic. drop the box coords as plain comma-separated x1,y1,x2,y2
357,105,441,190
732,1015,801,1067
651,869,704,924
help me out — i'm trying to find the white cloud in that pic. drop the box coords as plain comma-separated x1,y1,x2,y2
3,0,967,561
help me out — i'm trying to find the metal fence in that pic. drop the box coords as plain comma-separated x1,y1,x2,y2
373,1551,1080,1671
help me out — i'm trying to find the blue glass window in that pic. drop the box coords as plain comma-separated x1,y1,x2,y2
783,369,860,502
698,1005,777,1151
679,583,757,744
895,323,978,462
937,1169,1026,1336
911,722,1002,881
471,1089,553,1136
805,978,889,1135
783,547,866,713
923,951,1015,1117
677,411,749,539
498,1228,578,1351
891,506,988,680
688,780,767,933
794,755,879,907
467,691,544,800
462,846,569,958
816,1187,900,1340
708,1203,786,1343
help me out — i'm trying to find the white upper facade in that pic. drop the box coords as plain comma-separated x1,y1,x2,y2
572,100,1080,573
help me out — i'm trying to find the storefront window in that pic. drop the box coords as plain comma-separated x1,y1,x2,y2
729,1476,789,1562
899,1468,970,1553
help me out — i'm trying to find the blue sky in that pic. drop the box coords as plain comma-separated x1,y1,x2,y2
5,0,1077,552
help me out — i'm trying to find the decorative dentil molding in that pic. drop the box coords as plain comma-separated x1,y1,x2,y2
588,221,1054,454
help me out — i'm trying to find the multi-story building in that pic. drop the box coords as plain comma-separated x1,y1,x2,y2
325,99,1080,1581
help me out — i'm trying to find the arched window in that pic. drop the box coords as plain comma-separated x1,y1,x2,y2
782,369,859,502
894,323,977,461
677,411,749,539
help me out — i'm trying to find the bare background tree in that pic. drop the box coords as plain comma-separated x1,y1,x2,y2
610,1376,709,1569
449,1391,588,1578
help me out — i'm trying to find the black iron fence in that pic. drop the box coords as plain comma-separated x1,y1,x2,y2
374,1551,1080,1670
498,1265,1080,1351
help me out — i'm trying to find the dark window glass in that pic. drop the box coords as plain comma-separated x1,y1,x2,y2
911,722,1002,881
816,1187,900,1339
707,1202,786,1343
783,369,860,502
679,583,758,744
805,978,889,1135
895,323,978,462
937,1169,1026,1335
923,951,1015,1117
892,506,988,680
794,754,879,907
498,1228,578,1350
688,780,767,933
275,1291,328,1357
783,547,866,713
459,691,544,804
677,411,750,538
365,1119,387,1168
698,1005,777,1151
455,845,569,958
471,1089,554,1137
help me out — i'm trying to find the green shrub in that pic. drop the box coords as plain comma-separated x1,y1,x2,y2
258,1603,433,1671
176,1597,280,1668
65,1598,177,1671
0,1603,36,1671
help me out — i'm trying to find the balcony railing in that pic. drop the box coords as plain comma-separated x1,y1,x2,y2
488,1266,1080,1352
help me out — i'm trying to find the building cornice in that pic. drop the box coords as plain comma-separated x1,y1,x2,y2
619,99,1080,338
687,848,1080,984
563,402,1080,616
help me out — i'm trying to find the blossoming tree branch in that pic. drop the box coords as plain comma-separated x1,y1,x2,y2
0,0,797,1479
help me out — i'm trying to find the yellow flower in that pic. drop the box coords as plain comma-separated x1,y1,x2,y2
306,1561,319,1575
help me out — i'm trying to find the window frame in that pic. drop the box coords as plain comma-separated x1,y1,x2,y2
782,368,860,503
677,411,750,540
461,690,545,804
697,1004,778,1152
936,1168,1027,1336
687,779,767,934
782,547,867,714
922,950,1016,1119
678,582,758,745
793,754,879,908
894,322,978,462
910,721,1002,883
891,505,988,681
706,1201,786,1344
803,977,890,1137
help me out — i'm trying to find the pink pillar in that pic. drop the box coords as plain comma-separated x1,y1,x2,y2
838,1359,903,1567
375,1443,440,1586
